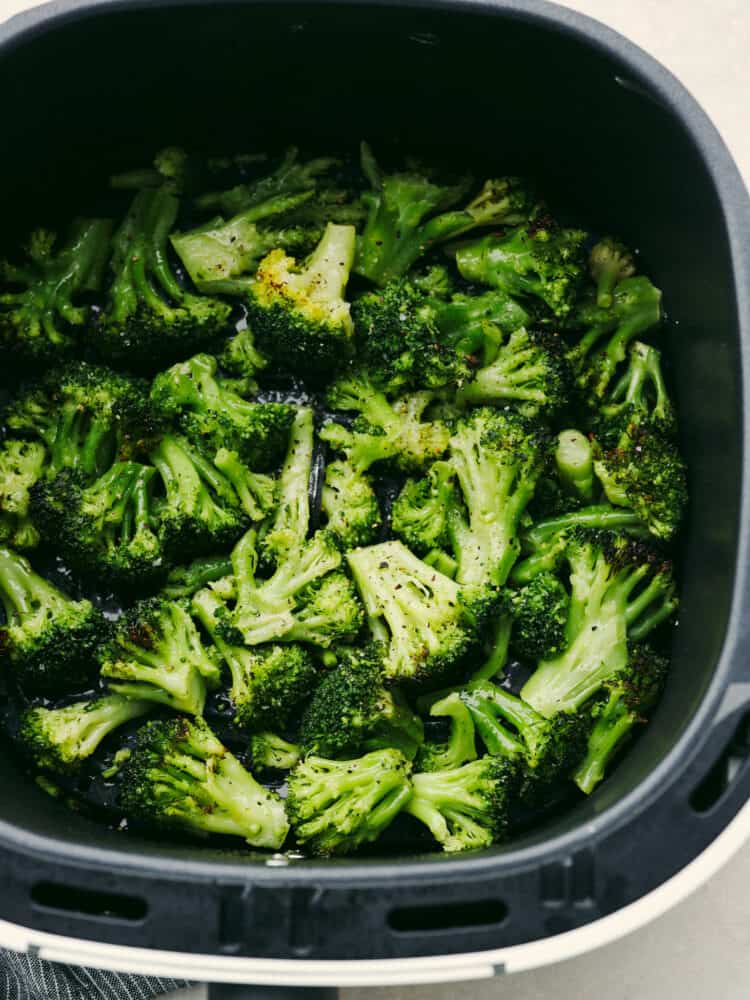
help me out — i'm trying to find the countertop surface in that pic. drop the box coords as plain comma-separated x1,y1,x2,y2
0,0,748,997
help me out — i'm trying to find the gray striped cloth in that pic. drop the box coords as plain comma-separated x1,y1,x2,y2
0,949,190,1000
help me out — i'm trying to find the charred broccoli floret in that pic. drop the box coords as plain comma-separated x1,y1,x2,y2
0,547,105,694
18,695,151,774
299,643,424,759
120,716,288,848
574,644,668,794
355,143,535,285
286,747,412,856
405,755,519,852
99,597,221,715
453,220,587,321
96,188,232,368
0,219,111,360
192,587,318,729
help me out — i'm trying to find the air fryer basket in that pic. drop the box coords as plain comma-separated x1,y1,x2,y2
1,0,750,973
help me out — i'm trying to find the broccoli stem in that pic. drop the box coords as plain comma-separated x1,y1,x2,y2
574,690,635,794
555,430,595,503
263,407,313,559
163,555,233,598
471,615,512,682
460,684,526,757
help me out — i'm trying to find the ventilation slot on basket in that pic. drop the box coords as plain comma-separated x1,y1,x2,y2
31,881,148,923
388,899,507,934
690,710,750,813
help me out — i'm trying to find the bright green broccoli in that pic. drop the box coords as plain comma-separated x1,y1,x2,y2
415,692,478,772
259,407,313,566
0,547,105,694
150,353,294,470
192,586,318,729
453,220,587,321
320,460,381,549
554,429,595,503
391,462,455,556
95,188,232,368
219,325,268,380
447,407,544,588
589,237,636,309
508,571,569,661
99,596,221,715
286,747,413,856
0,439,47,549
162,553,233,598
320,371,450,473
149,434,248,557
355,143,535,285
31,462,163,590
455,327,571,417
595,340,676,444
18,694,151,774
405,755,519,852
0,219,112,360
520,530,677,718
249,731,301,771
299,643,424,759
347,540,498,685
120,716,289,849
574,644,668,794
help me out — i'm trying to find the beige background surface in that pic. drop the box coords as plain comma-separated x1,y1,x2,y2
1,0,749,996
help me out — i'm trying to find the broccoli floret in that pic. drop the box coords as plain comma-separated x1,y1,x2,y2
0,547,105,694
150,434,248,557
260,407,313,566
391,462,455,556
0,439,47,549
415,692,478,772
6,362,157,480
321,460,381,549
213,448,276,522
171,191,321,289
150,353,294,470
195,146,339,216
286,747,412,856
110,146,196,194
554,429,595,503
249,731,301,770
0,219,112,360
243,223,357,375
162,554,233,598
220,325,268,380
355,143,535,285
520,530,677,718
192,586,317,729
404,755,518,852
508,571,569,661
347,540,498,685
596,341,676,444
208,528,362,649
120,716,289,848
453,220,587,321
299,643,423,759
574,644,668,794
411,264,457,299
99,597,221,715
593,426,687,542
566,277,662,403
96,188,232,368
460,681,589,787
589,237,636,309
511,504,648,585
433,289,530,360
18,694,151,775
455,327,571,416
320,371,450,473
447,407,544,587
